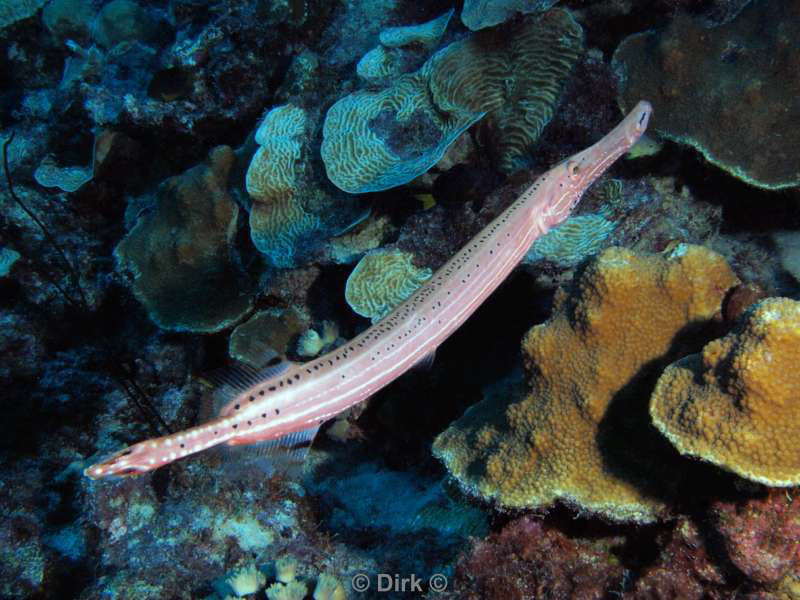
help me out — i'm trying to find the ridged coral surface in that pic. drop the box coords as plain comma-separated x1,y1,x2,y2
322,8,582,192
433,245,739,522
651,297,800,486
431,8,584,172
345,249,431,323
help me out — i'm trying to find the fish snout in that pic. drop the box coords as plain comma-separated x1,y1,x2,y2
84,442,152,479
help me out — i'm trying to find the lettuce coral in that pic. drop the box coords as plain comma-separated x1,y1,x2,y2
433,245,739,522
651,297,800,486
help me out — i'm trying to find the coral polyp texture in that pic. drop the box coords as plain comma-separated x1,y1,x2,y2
613,0,800,189
115,146,254,332
345,249,432,323
460,0,559,31
322,8,583,193
651,297,800,486
433,245,739,523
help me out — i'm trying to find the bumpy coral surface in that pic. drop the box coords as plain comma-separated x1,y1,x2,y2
434,245,739,522
115,146,254,332
345,249,431,323
613,0,800,189
651,297,800,486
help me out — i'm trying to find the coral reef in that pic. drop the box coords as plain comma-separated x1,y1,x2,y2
115,146,254,332
430,8,584,173
356,9,453,81
344,248,432,323
453,515,626,598
460,0,559,31
524,213,617,268
710,488,800,587
434,245,739,522
246,103,368,267
613,0,800,189
321,69,483,194
246,104,321,267
0,0,46,29
322,8,583,193
651,297,800,486
228,308,311,367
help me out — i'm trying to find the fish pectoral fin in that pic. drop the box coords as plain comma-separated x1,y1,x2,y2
200,351,298,417
222,424,322,476
412,349,437,371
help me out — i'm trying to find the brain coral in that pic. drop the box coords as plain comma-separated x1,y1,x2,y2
246,104,364,267
321,71,484,194
433,245,739,522
322,8,583,192
429,8,584,173
345,249,432,323
613,0,800,189
524,213,616,268
651,298,800,486
115,146,254,332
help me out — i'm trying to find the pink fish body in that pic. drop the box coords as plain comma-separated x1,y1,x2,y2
85,101,652,479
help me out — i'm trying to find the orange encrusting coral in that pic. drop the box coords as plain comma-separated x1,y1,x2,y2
433,244,739,522
651,297,800,486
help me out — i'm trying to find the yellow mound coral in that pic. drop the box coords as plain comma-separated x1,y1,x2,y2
651,297,800,486
345,249,431,323
433,245,739,522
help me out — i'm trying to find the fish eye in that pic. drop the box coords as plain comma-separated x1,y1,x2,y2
567,160,580,179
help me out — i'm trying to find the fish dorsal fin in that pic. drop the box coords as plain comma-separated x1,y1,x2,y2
202,352,295,417
223,424,321,477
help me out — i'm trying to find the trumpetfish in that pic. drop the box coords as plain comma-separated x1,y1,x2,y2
85,100,652,479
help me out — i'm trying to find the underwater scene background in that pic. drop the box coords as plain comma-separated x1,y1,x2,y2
1,0,799,598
